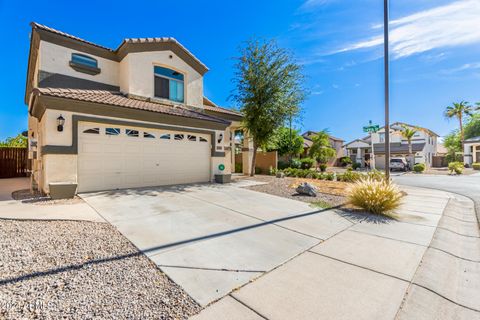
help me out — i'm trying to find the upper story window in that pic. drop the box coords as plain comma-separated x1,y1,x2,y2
69,53,101,75
379,133,385,143
154,66,184,103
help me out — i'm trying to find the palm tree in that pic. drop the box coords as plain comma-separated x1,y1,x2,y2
398,125,417,168
444,101,474,150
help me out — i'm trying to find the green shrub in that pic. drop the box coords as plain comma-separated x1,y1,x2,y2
352,162,361,170
324,172,335,181
269,166,278,175
340,156,352,166
348,179,403,215
448,161,464,174
473,163,480,170
413,163,426,173
338,170,362,182
278,160,290,170
319,163,328,172
300,157,315,169
290,158,302,169
235,163,243,173
366,169,385,181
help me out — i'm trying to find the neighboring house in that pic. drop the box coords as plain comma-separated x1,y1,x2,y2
464,136,480,166
25,22,252,194
343,122,439,169
301,131,345,166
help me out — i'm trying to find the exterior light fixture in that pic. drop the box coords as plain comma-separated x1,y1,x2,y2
57,115,65,132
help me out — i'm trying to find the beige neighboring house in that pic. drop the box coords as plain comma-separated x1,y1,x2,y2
464,136,480,166
25,22,253,194
344,122,439,169
301,131,344,166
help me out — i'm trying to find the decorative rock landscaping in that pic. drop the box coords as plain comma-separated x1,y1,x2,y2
0,220,201,319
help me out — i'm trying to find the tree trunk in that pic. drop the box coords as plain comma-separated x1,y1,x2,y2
459,114,464,153
408,140,412,166
250,142,258,176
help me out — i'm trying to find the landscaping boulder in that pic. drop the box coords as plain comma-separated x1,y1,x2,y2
296,182,317,197
276,172,285,178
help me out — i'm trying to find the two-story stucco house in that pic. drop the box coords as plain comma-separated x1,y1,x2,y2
25,22,252,195
301,131,344,166
344,122,439,169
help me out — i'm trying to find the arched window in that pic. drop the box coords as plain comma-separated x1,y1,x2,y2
70,53,100,75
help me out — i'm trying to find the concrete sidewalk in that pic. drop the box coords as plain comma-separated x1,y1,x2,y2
0,178,104,222
192,187,480,320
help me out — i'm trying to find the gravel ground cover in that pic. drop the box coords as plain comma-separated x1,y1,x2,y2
0,219,201,319
11,189,84,205
245,175,346,207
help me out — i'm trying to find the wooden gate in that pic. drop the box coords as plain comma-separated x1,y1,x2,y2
0,148,29,178
432,155,447,168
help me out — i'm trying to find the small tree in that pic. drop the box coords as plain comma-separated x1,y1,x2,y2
0,134,27,147
444,101,474,151
267,127,304,157
232,39,306,176
397,125,418,166
308,131,336,171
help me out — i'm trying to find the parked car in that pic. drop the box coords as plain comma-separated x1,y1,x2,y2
389,157,409,171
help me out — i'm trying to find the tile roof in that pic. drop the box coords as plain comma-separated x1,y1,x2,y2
31,22,113,51
33,88,230,124
203,97,242,117
30,22,208,72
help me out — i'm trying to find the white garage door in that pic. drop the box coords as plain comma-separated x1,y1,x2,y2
78,123,211,192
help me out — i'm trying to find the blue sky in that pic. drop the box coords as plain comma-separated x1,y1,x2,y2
0,0,479,142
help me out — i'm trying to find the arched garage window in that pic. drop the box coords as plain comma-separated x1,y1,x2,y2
154,66,184,103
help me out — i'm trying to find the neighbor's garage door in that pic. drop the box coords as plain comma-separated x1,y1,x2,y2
78,123,211,192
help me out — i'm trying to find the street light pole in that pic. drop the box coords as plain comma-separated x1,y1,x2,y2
384,0,390,180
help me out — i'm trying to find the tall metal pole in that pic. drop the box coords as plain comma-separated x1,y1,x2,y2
384,0,390,180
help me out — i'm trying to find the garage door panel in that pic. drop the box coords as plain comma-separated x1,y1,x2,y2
78,123,212,192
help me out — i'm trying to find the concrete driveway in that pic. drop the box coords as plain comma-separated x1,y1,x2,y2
81,180,479,319
80,181,352,306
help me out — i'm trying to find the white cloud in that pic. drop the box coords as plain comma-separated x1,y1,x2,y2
300,0,333,11
335,0,480,58
441,62,480,74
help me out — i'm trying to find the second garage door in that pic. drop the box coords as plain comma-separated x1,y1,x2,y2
77,123,211,192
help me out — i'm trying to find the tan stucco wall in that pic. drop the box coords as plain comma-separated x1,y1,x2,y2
39,41,119,86
42,154,78,192
123,50,204,108
119,54,130,93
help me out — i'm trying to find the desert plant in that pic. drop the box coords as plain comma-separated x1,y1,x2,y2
300,157,315,169
413,163,426,173
448,161,464,174
473,163,480,170
348,179,403,215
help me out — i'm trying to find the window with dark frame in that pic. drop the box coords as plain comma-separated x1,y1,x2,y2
72,53,98,68
154,66,184,103
106,128,121,136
